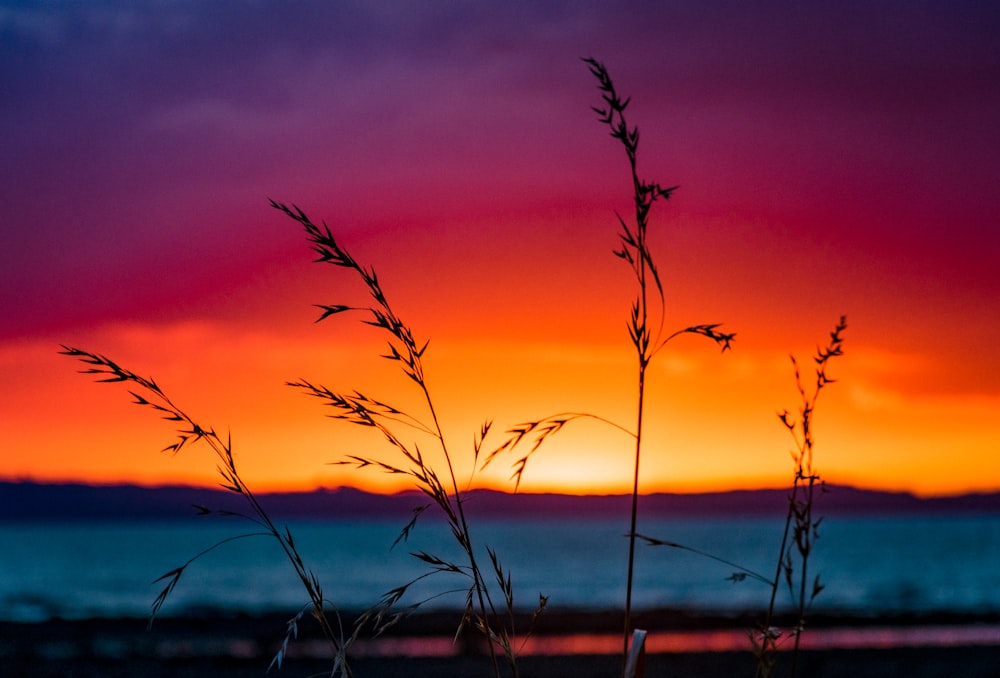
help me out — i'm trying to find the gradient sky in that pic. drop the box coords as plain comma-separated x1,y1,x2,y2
2,1,998,497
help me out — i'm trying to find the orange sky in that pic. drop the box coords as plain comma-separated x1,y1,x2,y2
3,3,999,498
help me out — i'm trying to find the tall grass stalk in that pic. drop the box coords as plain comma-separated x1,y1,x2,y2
58,346,352,676
754,315,847,678
272,200,541,678
487,57,734,675
634,316,846,677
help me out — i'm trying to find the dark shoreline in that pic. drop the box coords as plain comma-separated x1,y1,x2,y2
3,610,998,677
5,481,1000,522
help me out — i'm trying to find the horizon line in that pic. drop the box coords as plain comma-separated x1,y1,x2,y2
2,477,997,500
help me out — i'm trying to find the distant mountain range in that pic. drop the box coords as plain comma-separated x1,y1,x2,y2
2,481,999,521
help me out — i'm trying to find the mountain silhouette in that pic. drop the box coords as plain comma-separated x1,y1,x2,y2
2,481,998,522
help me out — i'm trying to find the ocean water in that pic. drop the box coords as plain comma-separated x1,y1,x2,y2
1,514,999,622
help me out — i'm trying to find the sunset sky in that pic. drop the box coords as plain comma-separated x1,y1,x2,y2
2,2,998,498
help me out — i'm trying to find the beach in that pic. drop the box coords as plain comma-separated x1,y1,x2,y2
4,610,997,677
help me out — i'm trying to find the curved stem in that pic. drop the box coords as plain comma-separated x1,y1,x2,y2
420,378,503,676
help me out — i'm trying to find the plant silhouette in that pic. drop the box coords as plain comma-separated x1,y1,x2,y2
486,57,735,675
59,345,354,675
61,55,847,678
273,200,543,678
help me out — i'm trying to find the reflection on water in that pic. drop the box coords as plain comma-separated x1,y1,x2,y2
282,625,1000,659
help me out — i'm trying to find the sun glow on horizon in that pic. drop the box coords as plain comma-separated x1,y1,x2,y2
5,314,999,500
2,2,999,518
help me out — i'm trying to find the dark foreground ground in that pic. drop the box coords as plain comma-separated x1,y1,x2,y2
3,610,998,677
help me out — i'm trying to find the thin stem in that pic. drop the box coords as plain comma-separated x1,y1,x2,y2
422,381,504,676
790,476,815,678
623,365,646,669
167,416,349,671
756,478,797,678
623,63,652,677
634,534,772,586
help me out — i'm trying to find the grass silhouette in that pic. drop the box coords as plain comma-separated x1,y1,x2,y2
635,316,847,678
486,57,735,675
60,200,547,677
272,200,544,678
58,345,354,675
61,56,845,678
754,315,847,678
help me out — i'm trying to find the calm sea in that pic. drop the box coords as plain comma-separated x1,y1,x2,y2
2,514,999,622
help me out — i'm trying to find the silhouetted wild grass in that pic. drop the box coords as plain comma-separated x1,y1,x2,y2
753,315,847,678
272,199,544,678
486,58,735,675
62,56,845,678
60,200,546,678
635,316,847,678
58,345,353,675
486,60,846,678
